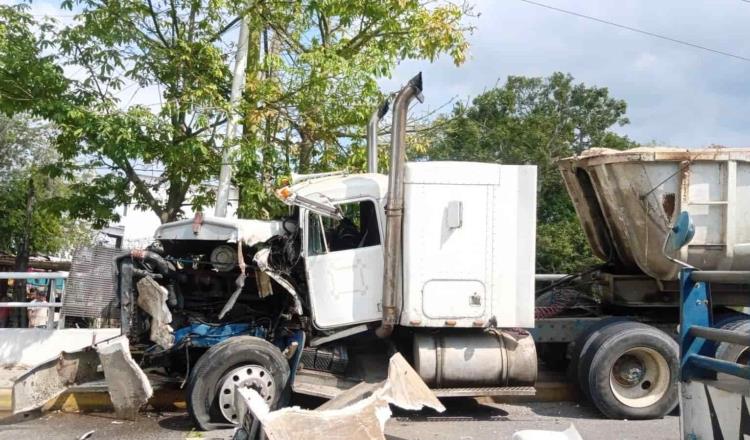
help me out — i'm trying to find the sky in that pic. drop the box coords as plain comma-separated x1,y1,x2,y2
379,0,750,147
8,0,750,147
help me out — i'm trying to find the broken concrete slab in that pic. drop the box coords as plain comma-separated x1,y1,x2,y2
11,350,101,414
136,276,174,349
96,336,153,420
382,352,445,412
232,353,444,440
237,387,391,440
512,423,583,440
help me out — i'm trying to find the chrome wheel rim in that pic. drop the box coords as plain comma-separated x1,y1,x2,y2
217,364,275,423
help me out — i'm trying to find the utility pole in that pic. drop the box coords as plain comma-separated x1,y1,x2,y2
215,17,250,217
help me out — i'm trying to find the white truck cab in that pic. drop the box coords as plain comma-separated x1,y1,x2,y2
283,162,537,332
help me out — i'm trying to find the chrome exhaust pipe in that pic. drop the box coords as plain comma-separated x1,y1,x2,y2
376,73,423,339
366,100,390,174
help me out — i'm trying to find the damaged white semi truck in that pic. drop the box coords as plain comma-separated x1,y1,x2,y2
113,73,538,429
37,73,749,429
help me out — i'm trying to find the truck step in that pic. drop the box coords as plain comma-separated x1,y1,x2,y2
431,386,536,398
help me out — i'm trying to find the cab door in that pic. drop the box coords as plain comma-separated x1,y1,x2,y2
303,199,384,329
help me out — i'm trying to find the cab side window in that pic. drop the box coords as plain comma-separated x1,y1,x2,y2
309,200,381,254
307,212,327,256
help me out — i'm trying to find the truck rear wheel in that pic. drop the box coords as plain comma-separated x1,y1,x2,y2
577,321,678,419
186,336,290,430
715,317,750,380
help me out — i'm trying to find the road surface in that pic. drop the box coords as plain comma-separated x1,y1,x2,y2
0,399,678,440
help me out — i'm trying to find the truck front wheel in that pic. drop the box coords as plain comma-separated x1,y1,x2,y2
186,336,290,430
576,321,678,419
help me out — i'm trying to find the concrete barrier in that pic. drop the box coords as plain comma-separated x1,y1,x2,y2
0,328,120,367
0,328,121,412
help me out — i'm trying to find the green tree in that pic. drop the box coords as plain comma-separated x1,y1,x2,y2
1,1,474,223
0,113,93,315
235,0,474,217
421,73,636,273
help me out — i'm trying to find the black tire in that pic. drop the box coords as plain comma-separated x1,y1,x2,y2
581,321,678,419
187,336,290,431
715,317,750,379
566,317,628,392
574,319,642,402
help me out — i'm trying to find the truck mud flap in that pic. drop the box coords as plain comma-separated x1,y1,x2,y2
232,353,445,440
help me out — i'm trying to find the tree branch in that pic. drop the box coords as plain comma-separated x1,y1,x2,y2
120,159,164,217
146,0,170,47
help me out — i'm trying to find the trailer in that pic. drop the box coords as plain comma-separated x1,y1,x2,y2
531,147,750,420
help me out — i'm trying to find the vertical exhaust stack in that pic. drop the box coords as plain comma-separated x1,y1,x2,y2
376,73,423,339
366,100,390,174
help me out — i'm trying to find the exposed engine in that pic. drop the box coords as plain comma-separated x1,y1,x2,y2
116,215,310,371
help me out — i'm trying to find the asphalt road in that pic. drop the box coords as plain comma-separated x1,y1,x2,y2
0,399,679,440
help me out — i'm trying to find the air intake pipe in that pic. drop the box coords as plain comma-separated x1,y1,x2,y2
376,73,423,339
366,100,390,174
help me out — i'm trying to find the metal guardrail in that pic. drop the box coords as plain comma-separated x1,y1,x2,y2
0,271,68,329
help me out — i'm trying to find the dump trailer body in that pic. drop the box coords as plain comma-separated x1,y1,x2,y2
559,147,750,280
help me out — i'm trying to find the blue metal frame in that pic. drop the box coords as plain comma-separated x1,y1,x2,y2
679,267,750,381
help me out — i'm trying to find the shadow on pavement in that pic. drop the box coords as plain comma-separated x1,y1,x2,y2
392,397,510,422
156,413,195,431
527,401,605,420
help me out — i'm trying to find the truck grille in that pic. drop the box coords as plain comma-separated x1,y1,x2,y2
62,246,124,319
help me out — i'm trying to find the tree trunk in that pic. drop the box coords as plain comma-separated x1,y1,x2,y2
297,129,313,174
12,177,35,327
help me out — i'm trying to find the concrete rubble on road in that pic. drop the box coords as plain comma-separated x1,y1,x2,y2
11,349,100,414
512,424,583,440
96,336,153,420
232,353,446,440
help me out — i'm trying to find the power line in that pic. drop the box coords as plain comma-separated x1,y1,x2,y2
517,0,750,63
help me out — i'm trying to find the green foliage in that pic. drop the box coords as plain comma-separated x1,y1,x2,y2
1,0,475,222
234,0,475,217
0,5,68,114
0,114,93,257
421,73,637,273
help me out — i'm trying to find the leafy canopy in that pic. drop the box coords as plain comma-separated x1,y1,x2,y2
0,1,474,223
0,113,93,257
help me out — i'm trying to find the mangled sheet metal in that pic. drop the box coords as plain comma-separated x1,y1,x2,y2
96,336,153,420
253,248,303,315
136,276,175,349
233,353,445,440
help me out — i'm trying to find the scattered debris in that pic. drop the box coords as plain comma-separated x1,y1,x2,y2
77,430,95,440
136,276,175,349
232,353,444,440
512,423,583,440
11,349,100,414
96,336,153,420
